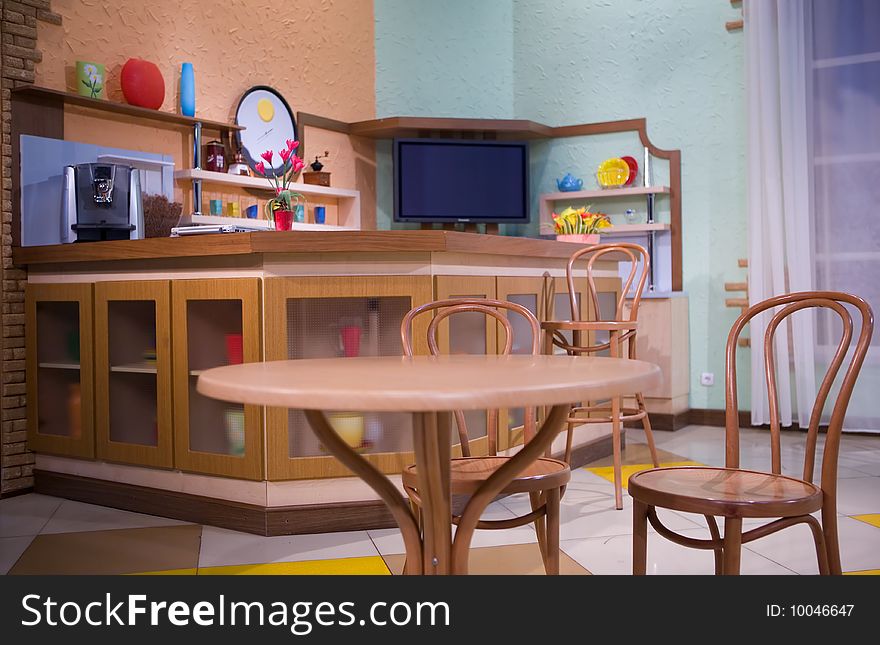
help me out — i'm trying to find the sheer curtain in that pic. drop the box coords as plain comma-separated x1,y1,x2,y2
745,0,880,433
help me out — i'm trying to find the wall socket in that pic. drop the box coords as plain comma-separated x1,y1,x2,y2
700,372,715,386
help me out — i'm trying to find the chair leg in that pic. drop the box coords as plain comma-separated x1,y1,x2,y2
402,498,423,576
530,491,548,561
705,515,724,575
564,417,576,465
822,507,842,575
611,394,623,510
722,517,742,575
636,392,659,467
543,487,561,575
632,498,649,575
805,516,831,575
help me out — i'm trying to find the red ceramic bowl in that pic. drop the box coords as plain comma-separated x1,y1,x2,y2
621,156,639,186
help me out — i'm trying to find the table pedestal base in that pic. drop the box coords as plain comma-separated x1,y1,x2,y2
305,404,571,575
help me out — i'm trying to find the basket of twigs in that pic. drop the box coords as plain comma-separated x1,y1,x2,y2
142,194,183,238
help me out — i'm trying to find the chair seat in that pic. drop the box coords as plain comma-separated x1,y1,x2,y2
628,466,823,518
402,456,571,495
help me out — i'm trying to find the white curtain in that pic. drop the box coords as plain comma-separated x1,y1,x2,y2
745,0,817,427
746,0,880,433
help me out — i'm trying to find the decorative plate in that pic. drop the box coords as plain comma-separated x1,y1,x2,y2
234,86,298,178
597,157,630,188
620,155,639,186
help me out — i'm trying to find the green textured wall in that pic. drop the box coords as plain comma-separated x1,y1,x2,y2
375,0,748,409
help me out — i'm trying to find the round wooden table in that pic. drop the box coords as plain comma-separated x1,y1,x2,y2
197,354,660,575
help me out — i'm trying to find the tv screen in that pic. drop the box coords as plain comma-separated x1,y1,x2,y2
393,139,529,224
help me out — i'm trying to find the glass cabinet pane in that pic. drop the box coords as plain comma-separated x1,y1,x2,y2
107,301,158,446
186,299,245,456
504,293,538,432
35,301,81,437
285,296,413,458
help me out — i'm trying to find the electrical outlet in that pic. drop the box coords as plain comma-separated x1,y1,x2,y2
700,372,715,387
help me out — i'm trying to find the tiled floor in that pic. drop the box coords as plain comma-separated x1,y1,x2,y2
2,424,879,575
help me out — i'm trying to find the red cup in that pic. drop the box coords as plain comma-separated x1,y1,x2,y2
225,333,243,364
340,326,361,358
274,209,294,231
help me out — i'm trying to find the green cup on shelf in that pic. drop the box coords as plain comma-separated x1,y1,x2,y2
76,61,105,99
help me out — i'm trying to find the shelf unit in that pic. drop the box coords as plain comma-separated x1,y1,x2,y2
540,183,673,291
174,169,361,229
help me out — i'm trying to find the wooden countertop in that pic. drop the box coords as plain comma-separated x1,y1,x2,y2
13,231,614,266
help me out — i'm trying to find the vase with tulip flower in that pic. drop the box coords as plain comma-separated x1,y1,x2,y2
253,139,306,231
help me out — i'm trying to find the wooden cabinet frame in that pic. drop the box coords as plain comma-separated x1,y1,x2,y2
265,275,434,480
25,283,95,459
95,281,173,468
171,278,263,480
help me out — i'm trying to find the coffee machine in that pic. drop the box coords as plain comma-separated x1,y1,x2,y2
61,163,143,242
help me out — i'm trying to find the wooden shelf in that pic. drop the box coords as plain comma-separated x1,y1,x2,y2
348,116,553,140
110,363,158,374
179,214,356,231
174,170,359,199
600,223,671,236
11,86,243,133
541,186,670,202
38,362,80,370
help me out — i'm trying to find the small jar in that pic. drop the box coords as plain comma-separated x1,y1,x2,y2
227,150,251,177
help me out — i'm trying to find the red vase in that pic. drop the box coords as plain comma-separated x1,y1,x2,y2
120,58,165,109
274,209,294,231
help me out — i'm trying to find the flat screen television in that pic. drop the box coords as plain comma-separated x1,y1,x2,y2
393,138,529,224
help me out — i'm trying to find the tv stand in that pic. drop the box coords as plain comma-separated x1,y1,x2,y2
419,222,500,235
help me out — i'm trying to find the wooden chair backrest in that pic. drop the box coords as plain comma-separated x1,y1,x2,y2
565,242,650,323
400,298,541,457
725,292,873,497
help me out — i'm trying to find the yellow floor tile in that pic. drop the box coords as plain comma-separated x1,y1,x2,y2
383,543,589,575
586,461,703,488
198,556,391,576
844,569,880,575
852,514,880,529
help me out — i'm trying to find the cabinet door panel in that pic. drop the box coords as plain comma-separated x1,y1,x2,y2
26,284,94,459
172,278,263,480
95,281,172,468
265,276,433,480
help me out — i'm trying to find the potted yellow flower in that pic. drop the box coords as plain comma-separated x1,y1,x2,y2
549,206,612,243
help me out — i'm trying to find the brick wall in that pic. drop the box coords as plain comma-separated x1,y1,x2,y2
0,0,61,496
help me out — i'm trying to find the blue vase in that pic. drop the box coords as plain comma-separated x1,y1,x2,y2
180,62,195,117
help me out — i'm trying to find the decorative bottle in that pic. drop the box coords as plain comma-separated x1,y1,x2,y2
180,62,195,117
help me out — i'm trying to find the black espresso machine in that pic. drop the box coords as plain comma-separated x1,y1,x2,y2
61,162,144,242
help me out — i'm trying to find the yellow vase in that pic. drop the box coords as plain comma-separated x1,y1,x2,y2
327,413,365,451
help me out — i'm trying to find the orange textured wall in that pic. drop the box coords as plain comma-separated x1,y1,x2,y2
35,0,376,226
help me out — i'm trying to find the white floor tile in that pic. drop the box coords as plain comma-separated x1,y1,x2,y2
367,501,537,556
198,526,379,568
0,494,62,537
39,499,189,535
834,477,880,516
0,535,34,574
499,482,703,540
742,515,880,574
561,528,797,575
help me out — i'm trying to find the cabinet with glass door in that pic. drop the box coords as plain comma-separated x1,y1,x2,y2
264,276,434,480
171,278,263,480
94,281,172,468
25,283,94,458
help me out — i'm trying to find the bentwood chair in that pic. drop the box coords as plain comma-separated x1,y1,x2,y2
629,292,873,575
541,243,659,509
400,298,571,574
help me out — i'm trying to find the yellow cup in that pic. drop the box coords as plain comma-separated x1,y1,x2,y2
327,413,365,450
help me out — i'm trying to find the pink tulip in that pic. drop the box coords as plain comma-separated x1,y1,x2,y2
254,161,265,175
261,150,274,164
292,155,305,173
279,148,292,163
286,139,299,151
